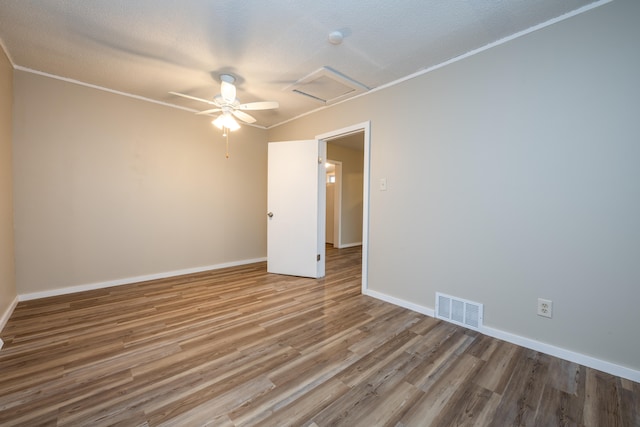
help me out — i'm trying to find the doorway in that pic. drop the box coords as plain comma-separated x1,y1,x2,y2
317,122,370,293
326,135,363,248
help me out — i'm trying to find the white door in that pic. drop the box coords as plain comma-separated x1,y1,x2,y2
267,140,326,278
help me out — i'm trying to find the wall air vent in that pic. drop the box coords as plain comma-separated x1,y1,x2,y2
435,292,483,331
286,66,369,105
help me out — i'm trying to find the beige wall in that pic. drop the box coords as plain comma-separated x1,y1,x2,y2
13,71,268,295
327,143,363,246
325,174,335,244
269,0,640,372
0,46,17,325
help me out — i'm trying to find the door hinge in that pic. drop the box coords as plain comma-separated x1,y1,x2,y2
317,254,321,261
318,157,323,164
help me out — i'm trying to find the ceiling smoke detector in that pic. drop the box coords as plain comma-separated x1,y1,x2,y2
328,30,344,45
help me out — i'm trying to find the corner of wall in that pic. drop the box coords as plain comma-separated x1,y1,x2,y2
0,34,18,334
0,38,15,69
0,295,18,335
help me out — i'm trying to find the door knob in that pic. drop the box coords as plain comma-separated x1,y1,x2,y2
267,212,274,218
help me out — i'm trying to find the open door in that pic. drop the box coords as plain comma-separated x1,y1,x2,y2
267,140,326,278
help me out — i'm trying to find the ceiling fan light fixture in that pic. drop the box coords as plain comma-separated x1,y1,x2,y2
227,118,240,131
212,114,240,132
172,72,278,158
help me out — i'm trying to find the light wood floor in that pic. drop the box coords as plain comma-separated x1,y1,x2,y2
0,246,638,426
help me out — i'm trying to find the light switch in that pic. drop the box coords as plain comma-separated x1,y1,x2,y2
379,178,387,191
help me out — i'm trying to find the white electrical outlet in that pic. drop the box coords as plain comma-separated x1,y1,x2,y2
537,298,552,318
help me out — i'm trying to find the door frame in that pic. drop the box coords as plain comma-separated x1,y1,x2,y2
316,121,370,294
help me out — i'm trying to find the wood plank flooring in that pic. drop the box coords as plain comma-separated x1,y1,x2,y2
0,246,638,426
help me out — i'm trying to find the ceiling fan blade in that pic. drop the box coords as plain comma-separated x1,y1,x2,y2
169,91,216,105
220,81,237,104
237,101,279,110
232,110,257,124
195,108,222,115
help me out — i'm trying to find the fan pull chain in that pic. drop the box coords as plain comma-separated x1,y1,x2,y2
225,129,230,158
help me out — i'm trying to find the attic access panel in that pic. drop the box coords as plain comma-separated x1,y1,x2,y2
288,67,369,105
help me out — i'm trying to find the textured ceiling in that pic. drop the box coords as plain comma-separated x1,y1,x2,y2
0,0,603,128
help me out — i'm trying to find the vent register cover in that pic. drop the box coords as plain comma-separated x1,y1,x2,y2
287,66,369,105
436,292,483,330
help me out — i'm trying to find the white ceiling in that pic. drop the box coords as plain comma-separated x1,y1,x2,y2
0,0,602,128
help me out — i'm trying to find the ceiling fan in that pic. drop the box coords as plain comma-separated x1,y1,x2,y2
169,74,279,132
170,74,278,158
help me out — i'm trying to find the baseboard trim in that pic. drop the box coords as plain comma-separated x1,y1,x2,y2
338,242,362,249
18,257,267,302
0,295,19,334
364,289,435,317
363,288,640,383
478,325,640,383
